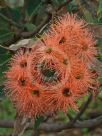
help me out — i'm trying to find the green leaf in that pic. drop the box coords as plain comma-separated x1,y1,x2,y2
66,0,78,13
0,52,11,90
0,29,14,44
34,116,44,129
4,0,24,8
28,1,42,22
0,52,11,64
97,0,102,22
27,0,41,16
0,0,7,8
97,39,102,61
25,23,36,32
0,17,9,29
83,10,94,23
81,128,88,135
0,83,5,98
58,111,69,122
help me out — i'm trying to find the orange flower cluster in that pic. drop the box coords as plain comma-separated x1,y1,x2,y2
5,14,99,118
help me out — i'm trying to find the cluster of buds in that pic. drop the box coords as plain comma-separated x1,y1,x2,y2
5,14,99,118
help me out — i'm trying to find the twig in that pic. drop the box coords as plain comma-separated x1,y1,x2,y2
39,115,102,132
21,14,50,38
70,93,92,124
1,0,72,46
67,113,73,120
20,0,29,23
57,0,73,11
0,13,23,29
2,31,22,47
0,58,10,67
32,130,40,136
12,114,31,136
29,2,42,22
2,14,49,46
0,44,13,51
21,0,73,38
80,0,97,19
0,115,102,132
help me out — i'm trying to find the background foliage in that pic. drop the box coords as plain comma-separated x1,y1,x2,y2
0,0,102,135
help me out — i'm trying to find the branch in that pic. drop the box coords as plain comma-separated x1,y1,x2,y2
0,13,23,29
39,115,102,132
32,130,40,136
21,14,50,38
2,33,21,47
20,0,29,23
0,93,96,133
80,0,97,19
57,0,73,11
0,115,102,132
0,44,13,51
1,0,73,46
12,114,31,136
70,93,92,124
21,0,73,38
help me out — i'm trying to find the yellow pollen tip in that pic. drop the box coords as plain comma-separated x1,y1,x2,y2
63,59,68,65
32,90,40,97
46,48,52,53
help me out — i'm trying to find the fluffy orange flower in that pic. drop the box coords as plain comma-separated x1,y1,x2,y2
27,45,70,90
69,61,97,96
5,49,48,117
43,14,97,65
76,30,97,65
6,49,29,80
5,76,47,118
43,14,83,53
44,85,78,114
4,13,100,118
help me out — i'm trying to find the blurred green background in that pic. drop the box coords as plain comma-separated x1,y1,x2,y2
0,0,102,135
